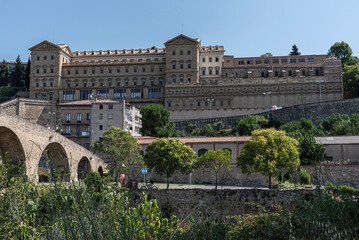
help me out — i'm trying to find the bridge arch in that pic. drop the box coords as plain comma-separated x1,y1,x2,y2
77,157,91,180
0,126,25,175
38,142,70,182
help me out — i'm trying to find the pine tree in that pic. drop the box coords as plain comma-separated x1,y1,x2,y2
0,60,10,87
10,55,23,87
289,45,301,56
24,58,31,90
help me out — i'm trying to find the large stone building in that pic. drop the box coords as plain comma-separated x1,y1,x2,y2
28,34,343,122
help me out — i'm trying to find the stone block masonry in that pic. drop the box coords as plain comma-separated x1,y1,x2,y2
127,188,315,220
174,97,359,130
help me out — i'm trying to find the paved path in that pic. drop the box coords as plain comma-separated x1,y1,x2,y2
139,182,267,190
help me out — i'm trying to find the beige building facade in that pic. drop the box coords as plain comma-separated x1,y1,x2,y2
28,34,343,122
58,99,141,148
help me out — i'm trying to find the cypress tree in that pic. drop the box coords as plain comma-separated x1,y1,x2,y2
24,58,31,90
10,55,23,87
289,45,301,56
0,60,10,87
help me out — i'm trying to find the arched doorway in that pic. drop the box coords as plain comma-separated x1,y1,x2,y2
198,148,208,157
77,157,91,180
98,166,104,177
38,142,69,182
0,127,26,177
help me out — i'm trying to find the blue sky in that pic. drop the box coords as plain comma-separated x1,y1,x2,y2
1,0,358,61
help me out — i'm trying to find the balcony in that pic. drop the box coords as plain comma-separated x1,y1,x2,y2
62,119,90,125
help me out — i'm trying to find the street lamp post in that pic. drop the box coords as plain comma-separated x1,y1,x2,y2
207,98,215,118
315,80,324,102
263,92,271,110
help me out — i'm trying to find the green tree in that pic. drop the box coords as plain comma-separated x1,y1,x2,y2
289,45,301,56
343,64,359,96
10,55,23,87
92,127,142,187
237,129,300,188
232,115,268,135
199,124,217,137
140,104,175,137
0,60,10,87
213,121,224,131
24,58,31,90
197,149,232,189
260,52,273,57
328,41,356,65
144,138,196,189
322,114,351,135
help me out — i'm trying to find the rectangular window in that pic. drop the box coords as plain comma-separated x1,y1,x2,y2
172,51,176,55
302,70,306,76
228,101,231,106
209,57,212,62
77,113,82,122
108,104,113,110
99,125,103,130
188,64,191,69
63,90,75,101
239,61,245,65
299,58,305,63
131,88,143,99
142,67,146,72
76,70,79,74
100,69,103,73
151,67,154,72
197,102,201,107
247,60,253,64
43,69,47,73
99,113,103,120
86,126,90,133
76,126,81,135
281,59,288,63
148,88,161,99
202,70,205,75
125,68,128,73
108,68,112,73
308,58,314,62
49,94,53,100
216,57,219,62
80,90,92,100
35,94,39,99
50,68,54,73
117,68,120,73
51,55,54,60
290,58,296,63
215,69,219,75
209,70,212,75
42,94,47,100
172,64,176,70
66,113,71,122
159,67,163,72
92,69,95,74
256,60,262,64
275,71,279,77
134,67,137,72
84,69,87,74
43,82,46,87
37,56,40,61
92,82,95,87
36,69,39,73
261,72,265,77
264,60,270,64
86,114,91,120
97,89,109,98
66,126,71,134
168,102,171,107
273,59,279,64
99,105,103,109
44,56,47,60
289,70,292,76
180,64,183,69
180,50,183,55
203,58,205,62
187,50,191,55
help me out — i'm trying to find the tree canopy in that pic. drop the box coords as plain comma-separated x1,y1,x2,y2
260,52,273,57
92,127,142,186
197,149,232,189
140,104,175,137
144,138,196,189
237,129,300,188
289,45,301,56
328,41,356,65
232,115,269,136
0,60,10,87
10,55,23,87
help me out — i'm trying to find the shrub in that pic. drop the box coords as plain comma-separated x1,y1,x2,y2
277,171,284,183
299,169,311,184
84,171,103,192
284,172,293,183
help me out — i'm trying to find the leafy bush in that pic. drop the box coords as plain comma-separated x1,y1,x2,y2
84,171,103,192
284,172,293,183
300,169,311,184
277,171,284,183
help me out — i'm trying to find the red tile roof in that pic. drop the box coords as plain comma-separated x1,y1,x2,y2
135,136,251,145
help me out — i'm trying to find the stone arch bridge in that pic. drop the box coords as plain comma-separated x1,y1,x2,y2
0,111,106,181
